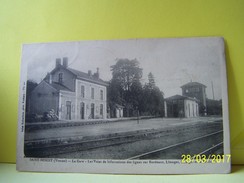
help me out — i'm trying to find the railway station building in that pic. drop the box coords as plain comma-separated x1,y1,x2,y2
165,95,199,118
30,58,108,121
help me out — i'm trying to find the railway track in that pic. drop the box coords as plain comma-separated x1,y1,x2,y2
25,122,223,158
127,130,223,160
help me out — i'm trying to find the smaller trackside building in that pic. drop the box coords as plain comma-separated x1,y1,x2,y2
165,95,199,118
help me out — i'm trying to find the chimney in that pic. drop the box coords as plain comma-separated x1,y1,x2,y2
56,58,61,68
88,70,92,77
96,67,100,78
63,57,68,68
49,74,52,84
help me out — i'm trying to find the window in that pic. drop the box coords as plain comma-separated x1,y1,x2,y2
185,89,189,93
58,73,63,83
100,104,103,116
100,90,103,100
91,87,94,99
81,85,85,98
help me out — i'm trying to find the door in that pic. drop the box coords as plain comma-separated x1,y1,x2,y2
100,104,103,118
80,102,85,119
66,101,71,120
91,103,95,119
172,100,178,117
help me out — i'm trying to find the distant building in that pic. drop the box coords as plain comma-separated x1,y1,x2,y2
108,103,124,118
181,82,207,115
30,57,108,121
165,95,199,118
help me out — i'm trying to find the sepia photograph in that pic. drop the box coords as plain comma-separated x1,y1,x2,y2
17,37,230,174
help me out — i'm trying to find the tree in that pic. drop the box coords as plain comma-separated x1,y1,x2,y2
141,73,164,116
109,58,143,117
108,59,165,118
148,72,155,88
110,58,142,91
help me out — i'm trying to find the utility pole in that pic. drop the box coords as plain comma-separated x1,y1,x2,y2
211,81,215,100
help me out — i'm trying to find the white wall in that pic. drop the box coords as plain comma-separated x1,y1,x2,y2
184,99,199,118
75,79,107,120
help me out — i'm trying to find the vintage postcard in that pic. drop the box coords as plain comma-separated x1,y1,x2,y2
17,37,231,174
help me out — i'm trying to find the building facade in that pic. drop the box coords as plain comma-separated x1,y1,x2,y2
30,58,108,121
181,82,207,115
165,95,199,118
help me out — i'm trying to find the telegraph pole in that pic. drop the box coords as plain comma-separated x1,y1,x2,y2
211,81,215,100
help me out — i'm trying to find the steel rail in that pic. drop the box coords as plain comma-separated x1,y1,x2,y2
126,130,223,160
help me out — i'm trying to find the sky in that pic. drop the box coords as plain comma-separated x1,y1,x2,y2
22,37,225,100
